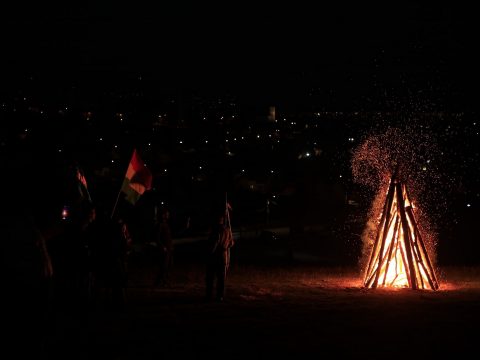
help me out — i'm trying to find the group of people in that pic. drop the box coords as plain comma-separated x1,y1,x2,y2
65,204,237,305
49,203,132,311
5,198,235,335
152,208,235,301
1,138,234,357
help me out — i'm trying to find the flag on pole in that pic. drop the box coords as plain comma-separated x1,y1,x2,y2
225,193,234,269
75,166,92,203
121,149,153,205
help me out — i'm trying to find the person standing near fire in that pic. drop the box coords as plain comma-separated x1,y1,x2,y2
205,207,234,302
153,208,174,287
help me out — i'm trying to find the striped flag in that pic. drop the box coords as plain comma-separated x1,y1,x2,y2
121,149,153,205
76,166,92,203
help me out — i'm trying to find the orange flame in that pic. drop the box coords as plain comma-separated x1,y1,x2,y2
364,177,439,290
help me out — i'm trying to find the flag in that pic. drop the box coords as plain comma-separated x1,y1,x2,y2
76,166,92,203
121,149,153,205
225,194,233,229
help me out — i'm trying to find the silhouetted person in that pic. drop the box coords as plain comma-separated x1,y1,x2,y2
154,209,173,287
49,202,97,312
2,205,54,353
107,216,131,309
205,214,234,301
1,150,54,354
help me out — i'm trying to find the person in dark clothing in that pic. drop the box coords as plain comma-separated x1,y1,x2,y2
205,214,234,301
107,216,131,309
49,203,97,311
1,153,54,355
2,205,54,354
153,209,173,287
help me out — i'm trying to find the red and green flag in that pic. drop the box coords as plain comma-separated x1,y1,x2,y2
121,149,153,205
76,166,92,203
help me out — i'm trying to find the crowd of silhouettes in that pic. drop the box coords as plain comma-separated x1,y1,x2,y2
1,135,239,356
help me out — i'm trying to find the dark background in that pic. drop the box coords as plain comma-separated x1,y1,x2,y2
2,3,478,109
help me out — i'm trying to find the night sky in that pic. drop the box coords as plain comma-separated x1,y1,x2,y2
2,3,478,109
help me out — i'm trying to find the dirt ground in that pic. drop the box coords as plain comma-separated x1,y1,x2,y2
39,258,480,359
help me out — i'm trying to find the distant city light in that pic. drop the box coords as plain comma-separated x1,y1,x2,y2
467,203,471,207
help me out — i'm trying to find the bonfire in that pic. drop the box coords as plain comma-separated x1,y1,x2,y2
363,171,439,290
351,127,443,291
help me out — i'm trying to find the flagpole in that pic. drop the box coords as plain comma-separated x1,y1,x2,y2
111,188,122,219
225,192,233,239
225,192,231,230
112,147,134,219
225,192,233,270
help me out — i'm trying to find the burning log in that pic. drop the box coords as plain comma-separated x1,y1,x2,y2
363,174,439,290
